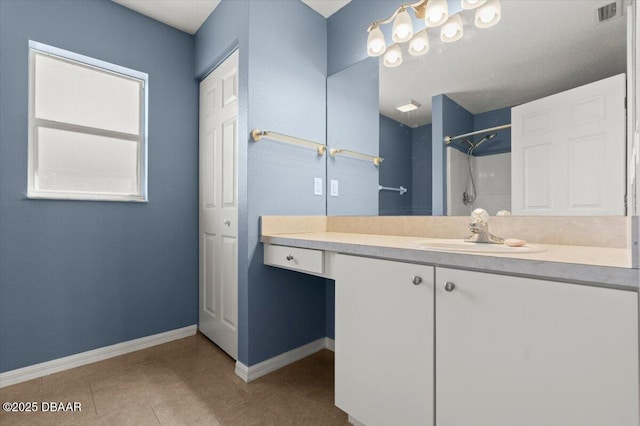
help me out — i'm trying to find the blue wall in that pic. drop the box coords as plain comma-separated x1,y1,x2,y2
0,0,198,373
379,115,412,215
246,1,328,365
412,124,433,215
472,107,512,156
196,0,328,366
327,57,379,216
432,94,474,215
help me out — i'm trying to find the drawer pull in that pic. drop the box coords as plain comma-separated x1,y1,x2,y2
286,255,294,261
224,220,231,226
412,276,423,285
444,281,456,292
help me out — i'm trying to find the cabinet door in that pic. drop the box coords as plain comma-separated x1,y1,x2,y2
335,254,434,426
436,267,639,426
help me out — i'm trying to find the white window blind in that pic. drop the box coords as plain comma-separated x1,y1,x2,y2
28,41,148,201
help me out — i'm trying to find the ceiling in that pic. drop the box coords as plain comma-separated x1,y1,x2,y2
379,0,627,127
112,0,352,34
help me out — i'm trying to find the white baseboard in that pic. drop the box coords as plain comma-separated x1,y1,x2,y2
0,324,197,388
235,336,335,382
348,414,366,426
325,337,335,352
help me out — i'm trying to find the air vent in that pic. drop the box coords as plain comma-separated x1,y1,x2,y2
596,1,619,22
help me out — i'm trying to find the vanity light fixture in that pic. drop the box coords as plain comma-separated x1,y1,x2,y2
409,29,429,55
367,0,502,67
475,0,501,28
461,0,486,9
396,100,422,112
440,14,463,42
383,43,403,68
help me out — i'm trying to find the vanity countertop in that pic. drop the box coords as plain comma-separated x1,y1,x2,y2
261,231,639,290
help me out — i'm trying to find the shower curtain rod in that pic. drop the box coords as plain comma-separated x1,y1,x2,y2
444,124,511,144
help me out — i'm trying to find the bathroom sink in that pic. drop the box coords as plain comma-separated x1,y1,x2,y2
410,239,546,254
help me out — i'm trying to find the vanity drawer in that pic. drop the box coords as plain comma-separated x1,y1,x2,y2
264,244,324,275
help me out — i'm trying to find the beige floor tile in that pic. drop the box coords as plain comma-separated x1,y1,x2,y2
217,384,344,426
0,378,41,401
1,335,346,425
72,405,160,426
150,383,223,425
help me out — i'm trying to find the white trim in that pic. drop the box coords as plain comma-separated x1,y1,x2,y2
325,337,335,352
28,40,148,81
0,325,196,388
348,415,367,426
235,337,335,382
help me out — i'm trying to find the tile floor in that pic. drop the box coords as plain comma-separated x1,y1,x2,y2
0,333,348,425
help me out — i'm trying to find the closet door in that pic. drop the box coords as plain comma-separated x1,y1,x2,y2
199,50,239,359
512,74,626,215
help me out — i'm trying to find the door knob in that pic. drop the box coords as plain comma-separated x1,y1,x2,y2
412,276,422,285
444,281,456,292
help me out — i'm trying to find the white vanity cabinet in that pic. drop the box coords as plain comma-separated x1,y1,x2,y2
436,267,639,426
334,254,435,426
333,255,639,426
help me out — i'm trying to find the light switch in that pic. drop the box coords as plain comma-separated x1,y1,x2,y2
330,179,339,197
314,178,323,196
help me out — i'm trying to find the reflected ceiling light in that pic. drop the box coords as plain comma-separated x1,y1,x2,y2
475,0,501,28
461,0,487,9
409,29,429,56
425,0,448,27
383,44,403,68
367,0,503,68
367,25,386,56
396,100,422,112
392,8,414,42
440,14,463,43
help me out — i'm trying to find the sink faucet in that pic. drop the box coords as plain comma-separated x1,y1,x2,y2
465,208,504,244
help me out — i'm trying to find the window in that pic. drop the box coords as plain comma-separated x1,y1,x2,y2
28,41,148,201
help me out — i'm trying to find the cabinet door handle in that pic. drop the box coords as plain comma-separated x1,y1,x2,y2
224,220,231,226
412,276,422,285
286,255,294,261
444,281,456,292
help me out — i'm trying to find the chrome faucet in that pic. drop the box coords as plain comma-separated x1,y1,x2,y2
465,208,504,244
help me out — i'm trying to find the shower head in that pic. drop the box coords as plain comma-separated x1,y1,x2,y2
473,132,497,150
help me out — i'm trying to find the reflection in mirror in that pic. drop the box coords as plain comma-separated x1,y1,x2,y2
376,0,628,216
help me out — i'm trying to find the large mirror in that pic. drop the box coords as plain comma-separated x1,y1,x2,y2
328,0,631,216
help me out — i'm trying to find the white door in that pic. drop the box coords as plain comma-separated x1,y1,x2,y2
512,74,626,215
436,267,639,426
335,254,434,426
199,50,239,359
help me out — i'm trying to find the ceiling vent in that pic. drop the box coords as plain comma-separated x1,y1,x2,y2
596,1,621,22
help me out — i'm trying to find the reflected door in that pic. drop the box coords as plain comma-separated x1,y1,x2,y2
199,50,239,359
512,74,626,215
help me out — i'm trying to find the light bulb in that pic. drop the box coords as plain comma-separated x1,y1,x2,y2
367,26,386,57
461,0,486,9
440,14,463,43
425,0,448,27
475,0,501,28
392,9,413,42
409,29,429,56
383,44,403,68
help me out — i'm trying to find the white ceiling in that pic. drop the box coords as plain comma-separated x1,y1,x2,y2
300,0,352,18
379,0,627,127
112,0,351,35
112,0,221,34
